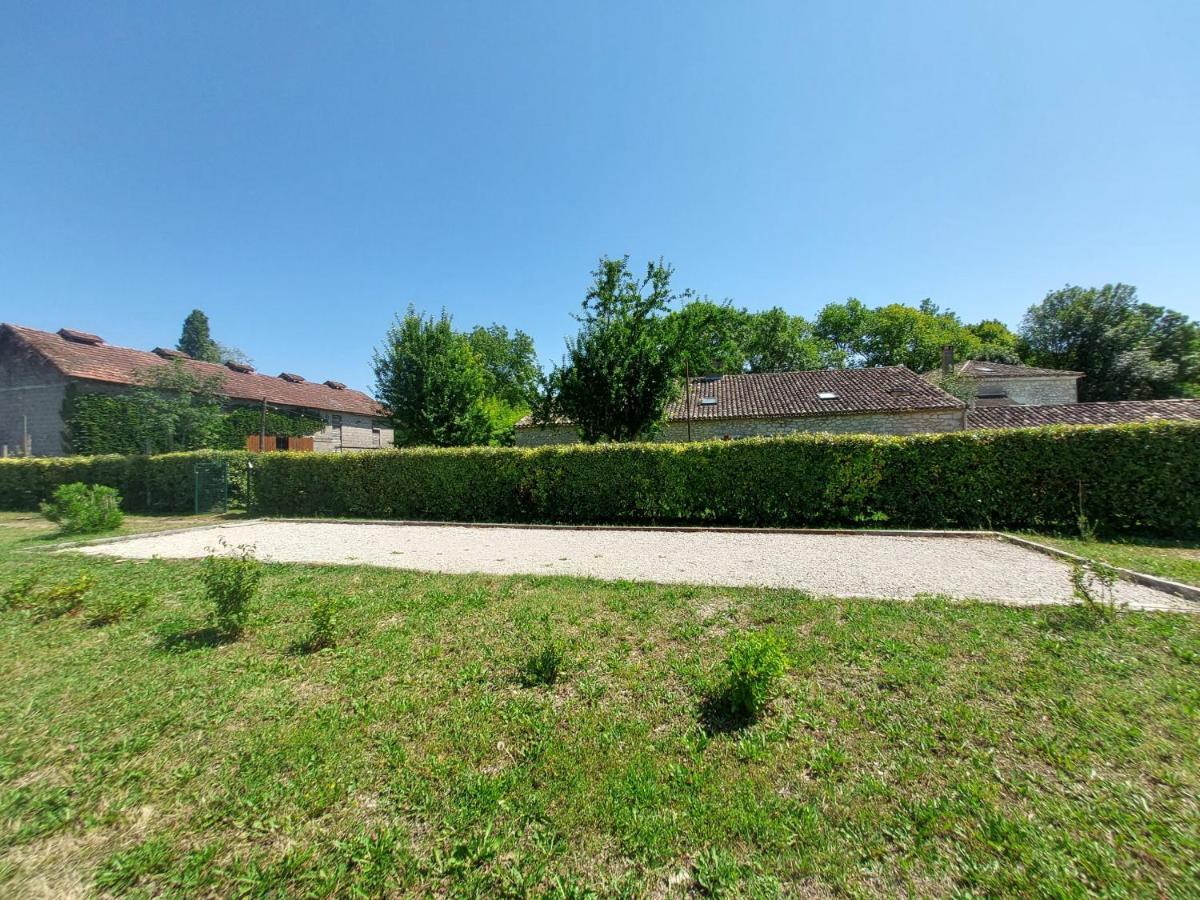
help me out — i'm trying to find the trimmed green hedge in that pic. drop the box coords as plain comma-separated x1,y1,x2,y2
0,451,250,514
2,424,1197,532
245,422,1199,533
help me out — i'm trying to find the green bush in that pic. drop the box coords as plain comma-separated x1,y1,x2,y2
295,596,340,652
202,543,264,638
720,631,789,719
40,483,124,534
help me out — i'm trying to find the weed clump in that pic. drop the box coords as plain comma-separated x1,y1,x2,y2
702,630,789,731
40,483,124,534
26,574,96,620
1046,560,1123,632
519,641,564,687
84,590,151,626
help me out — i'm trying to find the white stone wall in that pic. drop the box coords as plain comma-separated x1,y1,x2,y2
972,376,1077,406
514,408,965,447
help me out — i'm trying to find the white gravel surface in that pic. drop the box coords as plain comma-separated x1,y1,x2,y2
77,521,1195,612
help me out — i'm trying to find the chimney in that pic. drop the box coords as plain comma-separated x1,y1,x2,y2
940,345,954,378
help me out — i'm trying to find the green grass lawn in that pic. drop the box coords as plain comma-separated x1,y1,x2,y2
1,513,1198,897
1022,532,1200,588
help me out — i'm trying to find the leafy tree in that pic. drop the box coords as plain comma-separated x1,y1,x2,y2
177,310,221,363
465,324,540,408
666,301,841,375
815,298,1015,372
853,301,978,371
373,308,502,447
743,308,841,371
554,257,684,443
965,319,1021,364
1019,284,1199,400
814,298,872,365
217,343,254,367
666,300,750,375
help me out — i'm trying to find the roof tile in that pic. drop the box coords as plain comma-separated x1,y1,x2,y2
968,400,1200,429
518,367,963,427
957,359,1082,378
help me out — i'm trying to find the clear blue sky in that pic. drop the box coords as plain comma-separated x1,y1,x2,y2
3,1,1198,393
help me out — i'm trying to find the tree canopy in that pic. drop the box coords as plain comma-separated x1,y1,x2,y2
665,301,842,375
813,299,1019,371
466,324,540,409
1018,284,1199,401
177,310,221,363
551,257,683,443
373,308,531,447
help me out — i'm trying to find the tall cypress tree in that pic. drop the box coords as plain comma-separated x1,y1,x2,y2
177,310,221,362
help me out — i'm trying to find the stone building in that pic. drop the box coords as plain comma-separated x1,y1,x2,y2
0,323,393,456
516,367,969,446
951,359,1081,406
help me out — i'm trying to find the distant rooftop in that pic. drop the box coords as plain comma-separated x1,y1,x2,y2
968,399,1200,429
518,366,963,428
2,323,384,417
955,359,1082,379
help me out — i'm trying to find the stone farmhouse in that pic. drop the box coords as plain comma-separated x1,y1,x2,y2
0,324,393,457
515,358,1200,446
948,358,1081,406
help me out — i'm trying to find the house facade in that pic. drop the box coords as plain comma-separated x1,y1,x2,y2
0,324,393,457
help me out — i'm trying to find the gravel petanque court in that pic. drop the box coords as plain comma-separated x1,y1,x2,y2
74,520,1196,612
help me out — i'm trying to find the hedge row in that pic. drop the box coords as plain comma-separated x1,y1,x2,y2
2,423,1197,533
0,451,251,514
249,421,1198,533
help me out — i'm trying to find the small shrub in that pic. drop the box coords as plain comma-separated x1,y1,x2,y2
721,630,789,719
2,573,39,611
84,590,151,626
519,641,564,687
201,542,263,638
32,574,96,620
296,596,340,652
39,483,124,534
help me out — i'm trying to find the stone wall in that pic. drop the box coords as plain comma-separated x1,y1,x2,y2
0,336,68,456
514,408,965,447
312,412,394,452
972,376,1077,406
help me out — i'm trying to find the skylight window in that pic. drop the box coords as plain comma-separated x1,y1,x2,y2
699,397,717,406
976,366,994,372
817,391,839,400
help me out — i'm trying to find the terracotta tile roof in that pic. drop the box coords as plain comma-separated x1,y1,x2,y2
518,367,963,427
3,323,384,417
968,399,1200,429
956,359,1082,378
